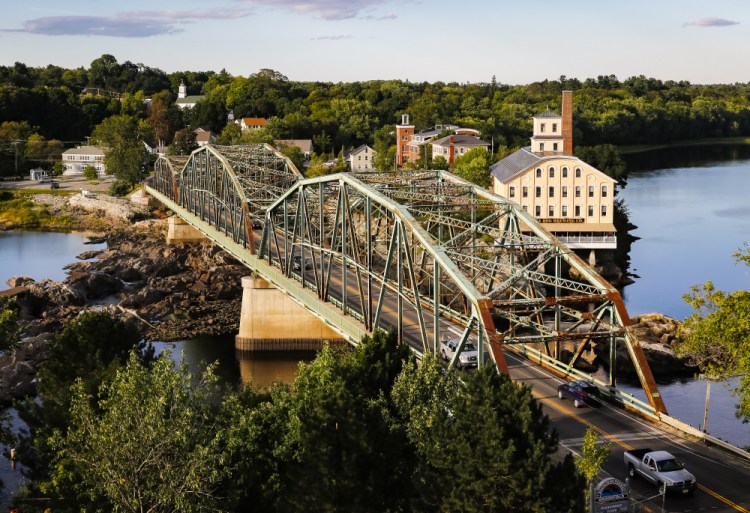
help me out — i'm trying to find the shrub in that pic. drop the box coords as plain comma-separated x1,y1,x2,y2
109,180,131,197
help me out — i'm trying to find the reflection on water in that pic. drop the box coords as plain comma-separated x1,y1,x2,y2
153,336,315,390
237,350,317,390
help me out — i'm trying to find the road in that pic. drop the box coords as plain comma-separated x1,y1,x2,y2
1,175,115,192
507,351,750,512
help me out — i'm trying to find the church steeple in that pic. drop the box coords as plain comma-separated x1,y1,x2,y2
178,81,187,99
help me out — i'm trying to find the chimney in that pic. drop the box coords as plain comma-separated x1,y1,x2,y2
562,91,573,155
449,136,455,164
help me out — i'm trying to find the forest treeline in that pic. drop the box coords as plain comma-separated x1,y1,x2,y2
3,53,750,176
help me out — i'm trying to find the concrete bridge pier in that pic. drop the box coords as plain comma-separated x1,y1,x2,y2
236,276,345,351
166,216,207,245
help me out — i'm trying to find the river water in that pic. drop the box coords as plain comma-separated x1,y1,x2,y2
1,146,749,459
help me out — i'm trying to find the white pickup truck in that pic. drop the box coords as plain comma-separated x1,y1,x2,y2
623,448,697,495
440,339,478,368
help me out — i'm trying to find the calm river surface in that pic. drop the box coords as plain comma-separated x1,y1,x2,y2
1,146,750,456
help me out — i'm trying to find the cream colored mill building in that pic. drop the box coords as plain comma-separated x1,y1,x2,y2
491,91,617,251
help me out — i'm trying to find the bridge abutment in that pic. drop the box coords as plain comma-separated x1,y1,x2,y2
166,216,207,245
235,276,345,351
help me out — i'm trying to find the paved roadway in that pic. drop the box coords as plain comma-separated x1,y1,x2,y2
507,351,750,513
1,175,115,192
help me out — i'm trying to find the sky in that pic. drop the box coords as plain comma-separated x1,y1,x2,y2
1,0,749,85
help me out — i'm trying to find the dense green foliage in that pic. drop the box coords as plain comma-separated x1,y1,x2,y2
0,298,20,353
13,321,586,512
5,55,750,177
675,245,750,422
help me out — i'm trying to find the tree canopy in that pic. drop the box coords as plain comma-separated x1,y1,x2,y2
675,245,750,421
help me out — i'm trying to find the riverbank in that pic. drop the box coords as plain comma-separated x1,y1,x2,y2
618,136,750,155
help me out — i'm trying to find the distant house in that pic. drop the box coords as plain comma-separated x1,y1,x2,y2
274,139,314,157
238,117,267,131
195,130,215,146
431,134,490,164
175,82,204,110
395,114,481,166
61,146,106,176
347,144,377,171
29,168,48,181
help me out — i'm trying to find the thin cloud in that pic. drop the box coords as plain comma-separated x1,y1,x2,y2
364,12,397,20
3,8,252,37
310,35,353,40
683,17,739,27
241,0,386,20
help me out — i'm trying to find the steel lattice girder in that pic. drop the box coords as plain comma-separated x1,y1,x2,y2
149,146,667,414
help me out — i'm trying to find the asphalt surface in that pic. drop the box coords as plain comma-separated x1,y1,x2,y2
1,175,115,192
507,351,750,513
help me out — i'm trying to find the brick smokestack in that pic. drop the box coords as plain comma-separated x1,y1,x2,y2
562,90,573,155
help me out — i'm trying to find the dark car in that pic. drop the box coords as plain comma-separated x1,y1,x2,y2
292,255,312,272
50,180,59,189
557,380,600,408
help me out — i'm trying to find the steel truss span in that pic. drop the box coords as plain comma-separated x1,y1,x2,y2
149,145,666,414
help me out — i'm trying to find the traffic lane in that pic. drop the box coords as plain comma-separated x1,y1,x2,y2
505,351,750,512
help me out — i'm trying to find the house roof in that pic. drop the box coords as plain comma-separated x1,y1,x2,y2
490,147,544,182
349,144,376,156
241,117,267,127
176,95,204,104
274,139,313,153
431,134,490,148
195,131,214,143
63,146,105,156
534,109,561,118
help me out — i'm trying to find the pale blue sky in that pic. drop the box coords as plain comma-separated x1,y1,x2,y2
1,0,748,84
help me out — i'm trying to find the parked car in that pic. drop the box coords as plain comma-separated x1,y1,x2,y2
50,180,59,189
624,448,697,495
557,379,600,407
440,338,478,368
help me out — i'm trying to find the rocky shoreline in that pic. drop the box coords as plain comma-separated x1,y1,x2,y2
0,192,697,405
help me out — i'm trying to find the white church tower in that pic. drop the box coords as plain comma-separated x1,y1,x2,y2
178,81,187,99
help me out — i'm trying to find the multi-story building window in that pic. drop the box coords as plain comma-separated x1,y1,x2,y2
588,185,595,197
535,205,541,216
522,205,528,212
562,205,568,217
509,186,515,198
575,186,581,198
522,186,528,198
575,205,581,217
540,143,545,151
548,186,554,197
601,204,608,216
548,205,554,217
536,168,542,178
549,167,555,178
553,142,558,151
562,167,568,178
540,123,546,133
575,167,581,178
552,123,558,132
562,186,568,198
601,185,608,197
535,186,541,198
588,205,594,217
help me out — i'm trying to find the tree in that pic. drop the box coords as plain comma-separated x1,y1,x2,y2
575,428,611,504
49,352,226,512
574,144,626,179
14,310,151,490
394,361,585,513
675,245,750,421
92,114,149,187
452,147,492,187
432,155,449,170
82,165,98,181
279,331,415,512
169,127,198,156
0,298,20,353
279,144,306,173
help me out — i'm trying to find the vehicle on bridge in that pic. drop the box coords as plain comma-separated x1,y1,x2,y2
624,448,697,495
440,339,478,368
292,255,312,272
557,379,601,408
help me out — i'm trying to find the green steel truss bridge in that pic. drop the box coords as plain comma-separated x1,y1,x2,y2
146,144,667,416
